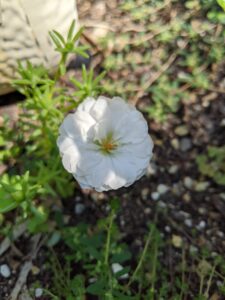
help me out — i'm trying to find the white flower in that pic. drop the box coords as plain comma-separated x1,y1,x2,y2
57,96,153,192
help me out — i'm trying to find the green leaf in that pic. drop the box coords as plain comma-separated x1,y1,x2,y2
86,279,107,296
72,26,84,44
69,275,85,299
217,0,225,11
49,31,62,49
67,20,76,41
0,196,18,213
113,291,138,300
111,250,132,264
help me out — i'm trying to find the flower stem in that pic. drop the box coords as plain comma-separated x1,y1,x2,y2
127,224,155,287
104,210,114,266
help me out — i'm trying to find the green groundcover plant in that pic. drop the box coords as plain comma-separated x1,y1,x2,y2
0,19,225,300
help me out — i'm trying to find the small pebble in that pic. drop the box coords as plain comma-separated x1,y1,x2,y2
165,226,171,233
172,182,183,196
189,245,198,254
111,263,128,279
74,203,85,215
220,193,225,200
183,193,191,203
168,165,179,174
172,235,182,248
158,201,167,208
197,220,206,230
157,184,169,195
184,219,193,227
194,181,210,192
35,288,43,298
211,252,218,257
171,138,180,150
0,264,11,278
151,192,160,201
75,196,81,202
217,280,223,287
175,125,188,136
180,138,192,152
141,188,149,200
220,118,225,126
217,231,224,238
31,265,40,275
198,207,206,215
144,208,151,214
120,218,125,227
183,177,193,189
146,163,157,176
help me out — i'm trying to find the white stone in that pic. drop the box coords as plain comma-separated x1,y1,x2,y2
146,163,157,176
151,192,160,201
197,220,206,230
0,264,11,278
75,203,85,215
184,219,193,227
183,177,193,189
171,138,180,150
168,165,179,174
111,263,128,279
195,181,210,192
35,288,43,298
158,201,167,208
157,184,169,195
165,226,171,233
189,245,198,254
180,138,192,152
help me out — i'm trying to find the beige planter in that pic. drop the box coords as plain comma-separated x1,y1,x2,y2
0,0,79,95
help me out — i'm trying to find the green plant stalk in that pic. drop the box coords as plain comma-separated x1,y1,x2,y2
149,232,159,299
204,264,216,297
43,289,59,300
127,224,155,287
103,209,115,300
104,210,115,266
179,247,186,300
199,274,205,296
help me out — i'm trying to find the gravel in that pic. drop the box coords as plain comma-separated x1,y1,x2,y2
151,192,160,201
183,177,194,189
35,288,43,298
0,264,11,278
184,219,193,228
157,184,169,195
175,125,189,136
197,220,206,230
74,203,85,215
180,138,192,152
111,263,128,279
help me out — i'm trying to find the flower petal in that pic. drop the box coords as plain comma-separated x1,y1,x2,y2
114,111,148,143
61,111,96,140
90,96,111,120
57,135,76,153
77,97,96,113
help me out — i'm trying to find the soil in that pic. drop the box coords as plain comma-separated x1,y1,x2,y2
0,0,225,299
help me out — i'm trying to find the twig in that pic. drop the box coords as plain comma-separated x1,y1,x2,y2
132,54,177,105
132,42,188,106
9,234,43,300
82,32,103,55
207,87,225,94
0,222,27,256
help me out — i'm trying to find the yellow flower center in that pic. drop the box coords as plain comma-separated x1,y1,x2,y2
94,132,118,155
